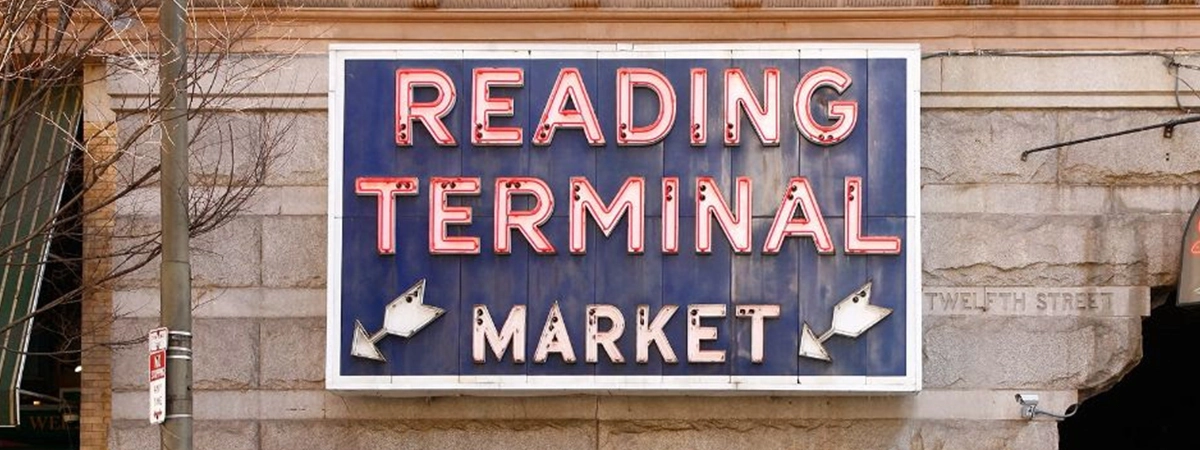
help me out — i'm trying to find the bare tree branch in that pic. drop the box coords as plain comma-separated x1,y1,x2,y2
0,0,301,356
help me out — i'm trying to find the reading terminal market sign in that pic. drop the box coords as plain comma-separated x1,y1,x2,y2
326,44,921,394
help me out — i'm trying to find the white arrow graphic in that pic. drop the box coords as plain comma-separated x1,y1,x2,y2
799,281,892,362
351,279,445,362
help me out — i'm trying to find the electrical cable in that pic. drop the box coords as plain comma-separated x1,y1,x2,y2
1030,403,1079,421
969,48,1200,160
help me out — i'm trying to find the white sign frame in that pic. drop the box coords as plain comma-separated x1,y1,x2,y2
326,43,922,395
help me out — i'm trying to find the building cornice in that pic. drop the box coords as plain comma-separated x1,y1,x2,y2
233,6,1200,22
146,6,1200,51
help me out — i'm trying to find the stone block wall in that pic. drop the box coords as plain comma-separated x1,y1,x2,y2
98,52,1193,449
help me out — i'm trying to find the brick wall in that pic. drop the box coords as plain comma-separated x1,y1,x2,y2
80,64,116,450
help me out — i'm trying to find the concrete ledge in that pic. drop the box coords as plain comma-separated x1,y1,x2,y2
595,419,1056,450
111,389,1078,421
924,54,1200,109
110,417,1058,450
108,54,1200,110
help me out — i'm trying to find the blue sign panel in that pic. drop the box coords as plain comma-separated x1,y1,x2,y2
327,44,921,393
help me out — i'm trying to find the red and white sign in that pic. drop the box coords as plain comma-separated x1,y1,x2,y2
328,43,922,394
148,327,168,424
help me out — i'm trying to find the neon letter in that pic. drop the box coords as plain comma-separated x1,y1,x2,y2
472,67,524,146
796,66,858,146
636,305,678,364
696,177,752,254
734,304,780,364
687,304,726,363
616,68,676,146
763,177,834,254
354,177,418,255
690,69,707,146
662,177,679,254
534,302,576,364
395,69,456,146
495,177,556,254
569,177,644,254
532,68,605,146
585,304,626,364
472,305,526,363
724,68,780,146
845,177,901,254
429,177,480,255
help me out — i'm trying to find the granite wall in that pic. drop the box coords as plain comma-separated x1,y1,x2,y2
97,52,1198,449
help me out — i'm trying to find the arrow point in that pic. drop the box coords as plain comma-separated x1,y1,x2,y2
830,281,892,338
350,320,386,362
798,323,832,362
382,278,445,338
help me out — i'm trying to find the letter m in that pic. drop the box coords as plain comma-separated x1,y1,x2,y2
472,305,526,363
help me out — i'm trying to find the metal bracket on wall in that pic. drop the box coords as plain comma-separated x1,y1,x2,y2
1019,115,1200,161
1016,394,1079,421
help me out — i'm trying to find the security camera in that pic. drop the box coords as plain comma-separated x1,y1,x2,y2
1014,393,1077,421
1015,393,1039,406
1015,394,1039,419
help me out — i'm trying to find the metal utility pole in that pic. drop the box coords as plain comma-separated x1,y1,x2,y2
158,0,193,447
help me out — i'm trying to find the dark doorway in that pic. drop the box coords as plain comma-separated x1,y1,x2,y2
1059,289,1200,449
0,125,84,449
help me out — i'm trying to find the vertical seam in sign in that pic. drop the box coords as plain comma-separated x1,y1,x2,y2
590,53,600,381
456,58,465,384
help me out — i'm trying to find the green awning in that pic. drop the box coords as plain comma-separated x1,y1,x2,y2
0,81,81,427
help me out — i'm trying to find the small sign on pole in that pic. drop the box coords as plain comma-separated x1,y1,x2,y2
148,327,168,424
